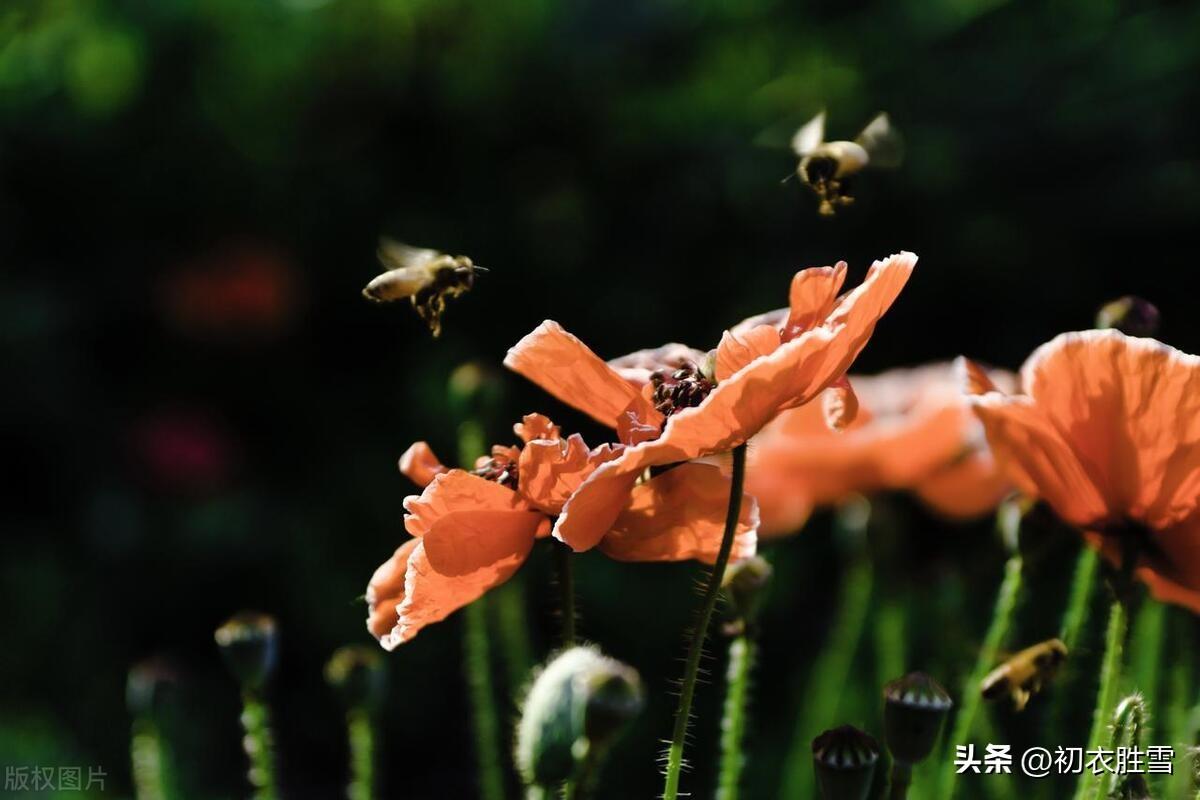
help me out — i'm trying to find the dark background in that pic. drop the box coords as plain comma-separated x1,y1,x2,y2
3,0,1200,797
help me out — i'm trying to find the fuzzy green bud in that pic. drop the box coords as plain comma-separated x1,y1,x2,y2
882,672,952,766
812,725,880,800
214,612,278,692
515,646,644,788
325,646,386,710
722,555,773,629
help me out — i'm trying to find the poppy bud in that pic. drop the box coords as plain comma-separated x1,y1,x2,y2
722,555,773,629
812,725,880,800
126,657,178,718
214,612,278,693
325,646,386,711
515,646,644,788
1096,296,1160,338
882,672,952,766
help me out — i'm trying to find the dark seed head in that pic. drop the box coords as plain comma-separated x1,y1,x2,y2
883,672,952,766
215,611,279,692
812,725,880,800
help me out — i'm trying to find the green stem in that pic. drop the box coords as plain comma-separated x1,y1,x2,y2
130,718,168,800
492,577,535,691
780,509,874,800
240,691,278,800
941,553,1023,799
889,761,912,800
346,708,374,800
555,540,576,646
716,633,756,800
1130,600,1166,738
874,602,906,704
1165,615,1196,800
1060,548,1100,652
1073,598,1128,800
661,443,747,800
464,600,507,800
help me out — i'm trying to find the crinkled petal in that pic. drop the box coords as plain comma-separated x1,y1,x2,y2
398,442,447,488
366,538,419,645
783,262,848,339
391,512,541,645
505,320,648,428
822,376,859,432
599,463,758,564
553,469,641,552
518,434,621,514
514,413,561,444
969,393,1110,528
403,470,532,538
716,324,781,382
1021,330,1200,528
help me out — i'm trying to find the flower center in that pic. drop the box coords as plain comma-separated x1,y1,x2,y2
650,361,714,419
472,456,519,489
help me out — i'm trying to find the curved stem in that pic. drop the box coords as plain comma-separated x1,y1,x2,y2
1073,598,1128,800
716,633,756,800
464,600,507,800
941,553,1023,799
661,443,747,800
130,718,168,800
240,690,278,800
555,540,576,647
889,761,912,800
1060,548,1100,652
346,708,374,800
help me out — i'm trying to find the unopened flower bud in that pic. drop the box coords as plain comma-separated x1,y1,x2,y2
214,612,278,692
722,556,773,629
325,645,386,710
126,657,178,718
812,725,880,800
1096,296,1160,338
515,646,644,788
882,672,952,766
448,361,503,417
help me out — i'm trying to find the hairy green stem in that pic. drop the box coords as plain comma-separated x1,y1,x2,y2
1165,616,1196,800
240,691,278,800
130,718,168,800
346,708,375,800
1074,598,1128,800
716,633,756,800
661,443,747,800
1059,547,1100,651
1130,600,1166,737
555,540,577,646
464,600,507,800
941,553,1023,799
492,578,535,692
780,503,873,800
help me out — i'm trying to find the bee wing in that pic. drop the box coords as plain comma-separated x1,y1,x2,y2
377,238,441,272
856,113,904,169
790,110,826,156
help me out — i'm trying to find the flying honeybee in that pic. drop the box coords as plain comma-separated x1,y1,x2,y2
791,111,904,216
980,638,1068,711
362,239,484,337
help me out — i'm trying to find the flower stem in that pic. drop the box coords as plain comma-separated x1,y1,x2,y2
941,550,1023,799
1130,599,1166,736
346,708,375,800
130,718,169,800
1073,597,1128,800
555,539,577,647
716,632,756,800
464,599,507,800
240,690,278,800
492,577,535,692
780,500,873,800
1060,547,1100,651
1164,613,1196,800
661,443,747,800
889,761,912,800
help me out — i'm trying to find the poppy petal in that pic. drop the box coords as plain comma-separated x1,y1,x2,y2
505,320,648,428
783,262,848,339
599,463,758,564
518,434,621,514
716,324,781,382
403,470,532,538
398,442,448,488
513,413,561,444
1021,330,1200,528
366,538,419,645
609,343,709,388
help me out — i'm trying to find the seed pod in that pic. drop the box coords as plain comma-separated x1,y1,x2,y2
882,672,952,766
812,725,880,800
515,646,644,788
214,612,279,692
126,657,179,718
722,556,773,629
325,646,386,711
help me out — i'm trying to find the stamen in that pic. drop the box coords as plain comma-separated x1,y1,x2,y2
650,361,714,419
472,456,519,489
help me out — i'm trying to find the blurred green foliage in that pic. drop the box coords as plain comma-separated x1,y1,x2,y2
3,0,1200,797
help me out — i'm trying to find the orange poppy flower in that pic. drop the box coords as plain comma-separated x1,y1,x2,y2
367,414,758,648
747,362,1015,537
505,252,916,552
965,330,1200,613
